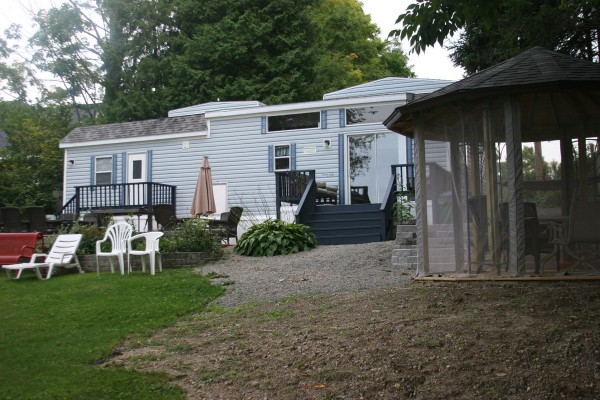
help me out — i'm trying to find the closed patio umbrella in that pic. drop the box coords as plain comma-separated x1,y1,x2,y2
190,156,216,216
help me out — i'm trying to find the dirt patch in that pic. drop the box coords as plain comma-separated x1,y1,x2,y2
107,281,600,399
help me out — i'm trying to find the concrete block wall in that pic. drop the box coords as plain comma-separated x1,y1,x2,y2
392,224,417,270
77,252,222,273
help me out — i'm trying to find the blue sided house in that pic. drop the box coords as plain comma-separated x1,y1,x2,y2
58,77,452,244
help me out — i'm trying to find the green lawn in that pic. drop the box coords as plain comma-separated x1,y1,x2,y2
0,269,223,399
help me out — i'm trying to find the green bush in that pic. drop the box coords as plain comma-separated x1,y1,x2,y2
394,193,415,223
160,218,223,255
234,219,317,257
59,222,107,255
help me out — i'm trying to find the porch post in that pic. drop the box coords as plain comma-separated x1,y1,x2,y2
448,132,465,273
414,114,429,276
504,95,526,276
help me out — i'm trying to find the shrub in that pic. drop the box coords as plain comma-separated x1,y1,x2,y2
234,219,317,257
394,193,415,223
59,222,107,255
160,218,223,255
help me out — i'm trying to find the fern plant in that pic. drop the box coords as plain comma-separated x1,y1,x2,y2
234,219,317,257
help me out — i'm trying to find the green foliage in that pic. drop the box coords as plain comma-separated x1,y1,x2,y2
61,221,107,254
310,0,414,95
15,0,415,123
0,269,223,399
394,193,415,223
392,0,599,74
234,219,317,257
160,218,223,255
0,101,72,211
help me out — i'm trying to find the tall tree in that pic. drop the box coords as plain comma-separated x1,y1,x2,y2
25,0,415,121
311,0,414,95
30,1,105,120
0,100,72,211
392,0,599,74
0,24,36,102
167,0,321,105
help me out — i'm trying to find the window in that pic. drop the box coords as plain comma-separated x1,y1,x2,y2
268,112,320,132
95,156,113,185
274,145,291,171
346,104,398,125
132,159,142,180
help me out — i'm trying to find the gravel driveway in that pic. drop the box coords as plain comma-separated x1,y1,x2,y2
197,240,414,306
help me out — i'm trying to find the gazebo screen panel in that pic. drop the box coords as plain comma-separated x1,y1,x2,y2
419,99,509,275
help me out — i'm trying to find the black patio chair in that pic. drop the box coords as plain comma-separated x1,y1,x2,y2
209,207,243,244
1,207,26,232
499,202,558,274
560,196,600,272
152,204,179,231
26,206,49,233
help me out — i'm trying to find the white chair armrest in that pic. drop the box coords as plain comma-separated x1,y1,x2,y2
30,253,48,263
96,238,108,253
60,252,76,263
127,234,145,252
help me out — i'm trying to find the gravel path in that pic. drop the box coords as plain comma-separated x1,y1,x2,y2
196,240,414,307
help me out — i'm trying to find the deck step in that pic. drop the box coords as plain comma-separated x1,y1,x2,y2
305,203,386,245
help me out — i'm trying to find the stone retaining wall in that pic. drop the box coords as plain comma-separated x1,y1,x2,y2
392,224,417,270
77,252,222,273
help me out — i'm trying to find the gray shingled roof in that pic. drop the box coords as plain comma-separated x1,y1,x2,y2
61,113,208,144
397,47,600,113
385,47,600,141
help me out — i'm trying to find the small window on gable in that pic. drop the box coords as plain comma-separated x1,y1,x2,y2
268,112,320,132
274,145,291,171
95,156,113,185
346,104,398,125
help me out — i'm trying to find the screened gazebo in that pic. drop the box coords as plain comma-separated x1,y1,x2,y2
385,47,600,278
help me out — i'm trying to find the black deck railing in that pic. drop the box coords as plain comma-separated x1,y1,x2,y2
56,182,176,220
275,170,315,220
392,164,415,195
378,164,417,239
276,166,415,239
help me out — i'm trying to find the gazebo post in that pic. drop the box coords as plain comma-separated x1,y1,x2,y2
560,136,574,216
504,95,526,276
482,106,502,273
449,133,465,273
414,114,430,276
468,127,482,274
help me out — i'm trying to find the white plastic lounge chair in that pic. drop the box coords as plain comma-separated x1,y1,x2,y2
127,232,163,275
96,222,133,275
2,234,83,280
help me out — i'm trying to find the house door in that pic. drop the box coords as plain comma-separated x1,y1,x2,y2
127,153,147,206
345,133,399,204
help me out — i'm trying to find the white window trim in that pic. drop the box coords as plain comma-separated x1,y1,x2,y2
273,143,291,172
95,155,113,185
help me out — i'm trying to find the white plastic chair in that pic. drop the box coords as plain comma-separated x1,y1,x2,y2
96,222,133,275
127,232,164,275
3,234,84,280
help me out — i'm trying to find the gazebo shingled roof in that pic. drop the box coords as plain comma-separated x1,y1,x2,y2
386,47,600,141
